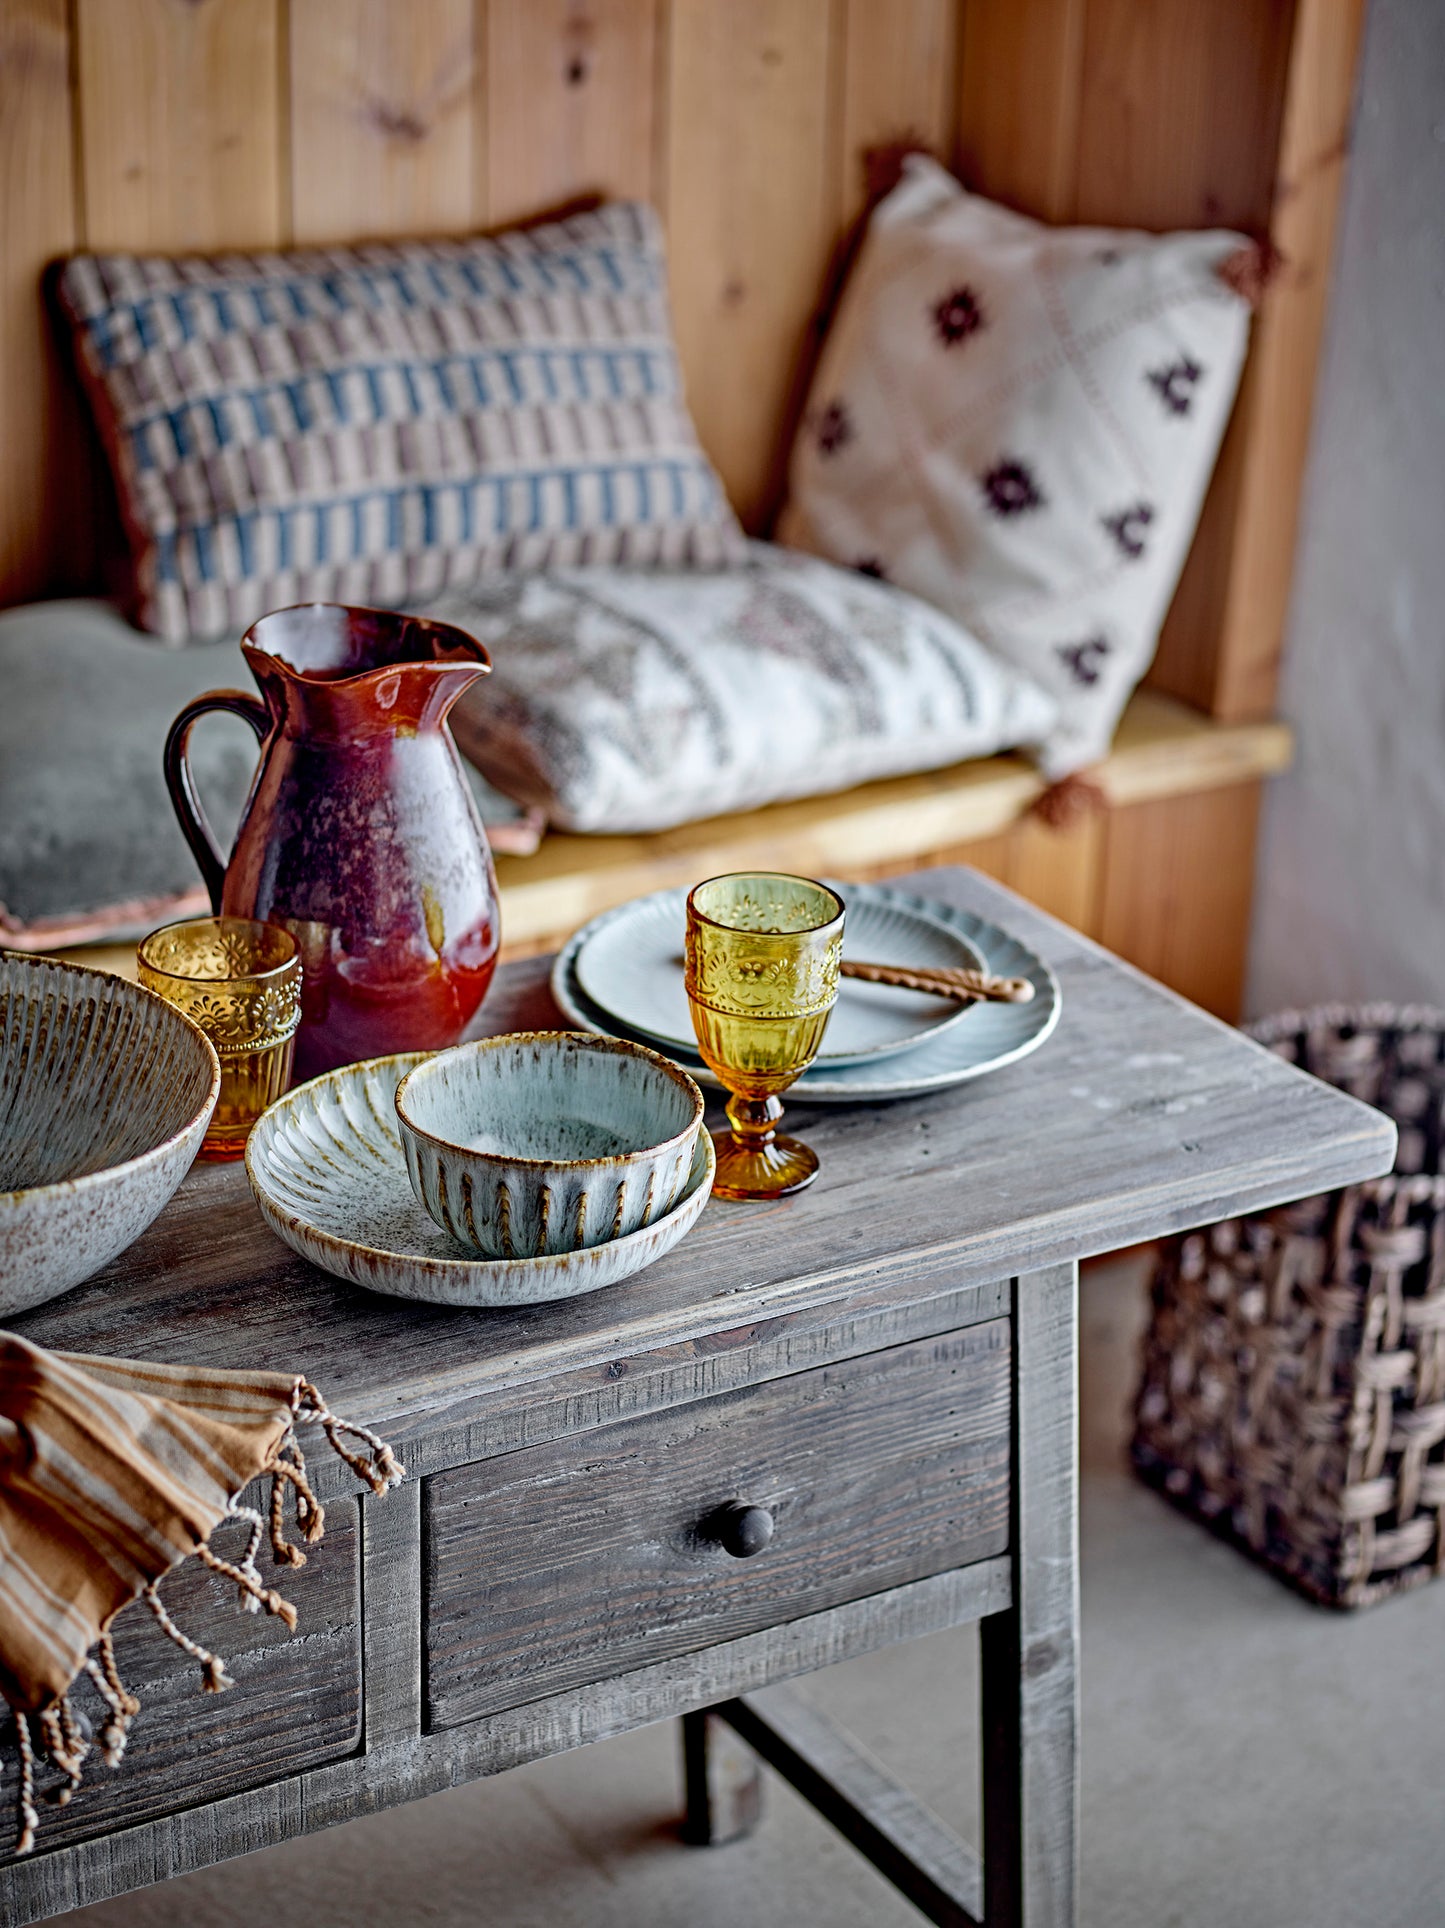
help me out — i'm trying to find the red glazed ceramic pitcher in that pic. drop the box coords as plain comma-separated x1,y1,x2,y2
164,604,501,1082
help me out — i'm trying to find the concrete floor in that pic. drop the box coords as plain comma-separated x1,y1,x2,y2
69,1256,1445,1928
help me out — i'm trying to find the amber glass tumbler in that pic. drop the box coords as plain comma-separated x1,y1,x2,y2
138,917,301,1160
684,873,844,1200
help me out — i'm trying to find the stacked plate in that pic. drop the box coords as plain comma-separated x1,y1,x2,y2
247,1052,716,1308
551,882,1061,1103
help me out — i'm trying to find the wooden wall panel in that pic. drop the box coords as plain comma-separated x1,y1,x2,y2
0,0,77,606
839,0,957,221
951,834,1012,887
1188,0,1367,722
484,0,658,227
873,815,1103,939
0,0,1364,894
1006,815,1102,937
76,0,282,251
861,831,1010,893
1070,0,1296,724
1068,0,1294,235
289,0,479,243
1097,783,1264,1020
957,0,1085,221
956,0,1362,732
664,0,839,529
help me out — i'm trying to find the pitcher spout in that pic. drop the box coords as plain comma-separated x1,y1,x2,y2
424,656,489,716
240,603,490,739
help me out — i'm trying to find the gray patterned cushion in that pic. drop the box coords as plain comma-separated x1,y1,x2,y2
56,203,744,642
437,544,1057,833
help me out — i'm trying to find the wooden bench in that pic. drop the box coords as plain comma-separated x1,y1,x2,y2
494,689,1292,1016
3,0,1364,1020
60,689,1290,1020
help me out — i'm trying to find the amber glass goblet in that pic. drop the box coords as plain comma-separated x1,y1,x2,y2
137,917,301,1160
684,873,845,1201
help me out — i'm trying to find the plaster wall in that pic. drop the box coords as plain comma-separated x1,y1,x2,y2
1246,0,1445,1017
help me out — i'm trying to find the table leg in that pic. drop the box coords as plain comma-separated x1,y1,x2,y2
678,1261,1079,1927
680,1707,765,1845
981,1261,1080,1928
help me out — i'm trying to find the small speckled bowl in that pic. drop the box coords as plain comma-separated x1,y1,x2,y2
394,1031,705,1259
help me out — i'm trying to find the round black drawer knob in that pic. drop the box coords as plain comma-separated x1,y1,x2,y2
710,1500,775,1559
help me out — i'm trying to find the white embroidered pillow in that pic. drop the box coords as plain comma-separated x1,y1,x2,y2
779,156,1253,776
436,543,1056,834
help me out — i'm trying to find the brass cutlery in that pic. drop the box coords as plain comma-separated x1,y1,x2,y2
672,953,1033,1004
840,959,1035,1003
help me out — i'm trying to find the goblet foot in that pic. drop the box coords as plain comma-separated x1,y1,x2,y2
709,1127,820,1201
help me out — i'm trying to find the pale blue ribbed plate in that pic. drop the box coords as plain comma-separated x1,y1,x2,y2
551,885,1060,1104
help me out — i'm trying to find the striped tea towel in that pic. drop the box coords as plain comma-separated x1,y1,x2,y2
0,1332,402,1854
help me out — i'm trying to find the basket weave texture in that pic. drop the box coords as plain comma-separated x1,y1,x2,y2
1132,1004,1445,1609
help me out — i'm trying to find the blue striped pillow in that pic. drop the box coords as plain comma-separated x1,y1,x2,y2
57,203,745,642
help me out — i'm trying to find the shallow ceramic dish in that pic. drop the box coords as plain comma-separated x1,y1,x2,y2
552,886,1061,1104
0,951,220,1315
247,1052,714,1306
573,884,986,1066
395,1031,704,1258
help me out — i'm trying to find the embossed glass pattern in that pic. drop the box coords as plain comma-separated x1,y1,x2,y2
137,917,300,1161
685,873,844,1200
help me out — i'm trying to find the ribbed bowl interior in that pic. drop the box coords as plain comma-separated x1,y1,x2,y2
0,954,218,1191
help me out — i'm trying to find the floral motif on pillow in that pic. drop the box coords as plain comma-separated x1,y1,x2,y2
434,544,1057,834
779,156,1254,776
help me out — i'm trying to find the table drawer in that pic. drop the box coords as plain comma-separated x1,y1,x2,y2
425,1323,1010,1730
0,1497,361,1863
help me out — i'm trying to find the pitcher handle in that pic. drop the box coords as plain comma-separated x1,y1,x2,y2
163,691,271,913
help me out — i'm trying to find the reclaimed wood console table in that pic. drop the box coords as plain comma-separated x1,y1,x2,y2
2,871,1394,1927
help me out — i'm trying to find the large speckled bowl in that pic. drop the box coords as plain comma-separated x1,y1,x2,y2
395,1031,705,1259
0,953,220,1315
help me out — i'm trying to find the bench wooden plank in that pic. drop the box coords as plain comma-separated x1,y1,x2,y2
490,691,1291,954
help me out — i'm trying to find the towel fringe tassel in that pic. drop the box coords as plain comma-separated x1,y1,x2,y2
293,1382,406,1496
37,1700,89,1807
142,1583,235,1694
10,1650,140,1850
196,1543,298,1633
13,1713,37,1858
223,1500,268,1612
83,1643,138,1767
267,1431,324,1567
5,1382,403,1855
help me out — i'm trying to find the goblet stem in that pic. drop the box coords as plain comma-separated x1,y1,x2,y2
711,1089,819,1201
724,1093,785,1145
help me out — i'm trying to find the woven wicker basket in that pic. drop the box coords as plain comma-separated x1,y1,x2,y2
1132,1003,1445,1609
